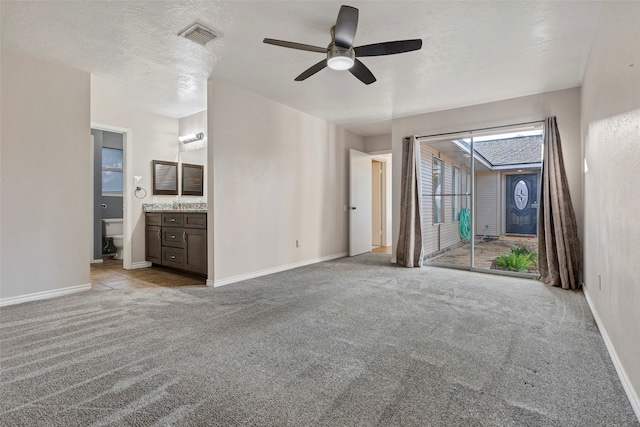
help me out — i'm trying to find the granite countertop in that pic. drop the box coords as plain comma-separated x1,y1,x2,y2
143,203,207,213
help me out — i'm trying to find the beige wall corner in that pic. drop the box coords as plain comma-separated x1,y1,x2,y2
580,1,640,419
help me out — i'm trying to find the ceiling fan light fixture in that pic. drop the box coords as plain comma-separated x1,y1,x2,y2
264,5,422,84
327,55,354,70
327,46,355,70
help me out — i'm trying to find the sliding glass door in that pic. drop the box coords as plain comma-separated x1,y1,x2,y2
419,124,543,277
419,136,473,270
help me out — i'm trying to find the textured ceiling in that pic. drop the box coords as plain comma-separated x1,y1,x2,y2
1,1,604,135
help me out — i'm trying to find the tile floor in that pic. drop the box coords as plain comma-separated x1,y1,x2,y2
372,246,392,254
90,258,206,290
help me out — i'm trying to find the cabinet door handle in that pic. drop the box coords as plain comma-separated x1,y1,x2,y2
157,229,161,238
183,231,187,241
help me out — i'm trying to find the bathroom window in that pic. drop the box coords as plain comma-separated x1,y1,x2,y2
102,147,123,194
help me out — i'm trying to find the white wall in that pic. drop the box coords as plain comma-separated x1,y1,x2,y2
91,76,179,265
1,50,90,300
391,88,581,261
364,133,392,153
178,110,207,200
581,1,640,416
475,172,500,237
209,79,364,284
178,110,207,153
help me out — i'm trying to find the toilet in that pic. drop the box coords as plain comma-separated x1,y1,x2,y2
103,218,124,260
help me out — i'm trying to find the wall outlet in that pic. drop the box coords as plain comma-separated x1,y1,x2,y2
296,240,301,248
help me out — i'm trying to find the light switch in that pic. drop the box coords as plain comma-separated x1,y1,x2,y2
134,176,143,186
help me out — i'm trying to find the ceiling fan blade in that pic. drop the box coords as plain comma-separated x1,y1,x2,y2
263,38,327,53
355,39,423,57
349,59,376,85
295,59,328,81
334,5,358,48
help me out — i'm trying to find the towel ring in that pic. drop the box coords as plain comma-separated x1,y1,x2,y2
134,186,147,199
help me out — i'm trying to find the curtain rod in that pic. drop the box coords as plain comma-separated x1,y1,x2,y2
415,120,545,140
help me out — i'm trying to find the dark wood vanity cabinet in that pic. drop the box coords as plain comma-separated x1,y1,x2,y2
184,227,207,274
145,225,162,264
145,212,162,264
145,212,207,276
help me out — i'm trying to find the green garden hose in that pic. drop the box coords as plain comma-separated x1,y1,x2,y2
459,208,489,243
459,208,471,240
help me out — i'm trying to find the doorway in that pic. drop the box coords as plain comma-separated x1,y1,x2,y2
349,149,392,256
90,123,133,270
372,160,383,247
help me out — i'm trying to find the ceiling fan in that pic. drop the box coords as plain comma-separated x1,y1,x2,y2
263,5,422,85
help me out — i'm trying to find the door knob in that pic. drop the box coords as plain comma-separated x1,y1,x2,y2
350,206,357,210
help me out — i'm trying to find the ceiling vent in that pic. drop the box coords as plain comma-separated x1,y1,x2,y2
179,22,218,46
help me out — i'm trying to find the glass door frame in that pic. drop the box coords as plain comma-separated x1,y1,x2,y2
417,121,544,279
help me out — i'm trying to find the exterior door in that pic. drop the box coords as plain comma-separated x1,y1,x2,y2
505,173,539,235
350,149,372,256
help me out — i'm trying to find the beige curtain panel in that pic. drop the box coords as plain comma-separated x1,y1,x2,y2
397,136,424,267
538,117,582,289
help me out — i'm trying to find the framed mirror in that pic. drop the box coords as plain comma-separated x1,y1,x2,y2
181,163,204,196
152,160,178,195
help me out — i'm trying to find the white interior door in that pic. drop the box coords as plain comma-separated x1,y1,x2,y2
350,149,372,256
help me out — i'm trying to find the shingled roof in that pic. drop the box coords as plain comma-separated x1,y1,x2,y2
472,135,542,166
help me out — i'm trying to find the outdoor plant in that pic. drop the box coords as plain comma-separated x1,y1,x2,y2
512,239,538,265
495,251,534,272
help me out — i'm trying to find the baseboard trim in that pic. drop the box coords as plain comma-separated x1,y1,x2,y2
91,259,103,264
0,283,92,307
130,261,152,270
583,287,640,421
212,252,348,288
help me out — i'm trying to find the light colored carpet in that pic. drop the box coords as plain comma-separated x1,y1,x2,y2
1,253,637,426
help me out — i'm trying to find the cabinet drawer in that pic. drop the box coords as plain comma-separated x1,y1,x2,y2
184,213,206,229
162,213,184,227
145,213,162,227
162,247,184,269
162,227,185,248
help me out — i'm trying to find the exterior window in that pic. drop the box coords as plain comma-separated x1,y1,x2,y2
433,157,444,224
466,172,471,208
453,166,460,221
102,147,123,194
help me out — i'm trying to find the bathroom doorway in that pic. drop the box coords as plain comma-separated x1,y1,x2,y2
90,123,133,270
